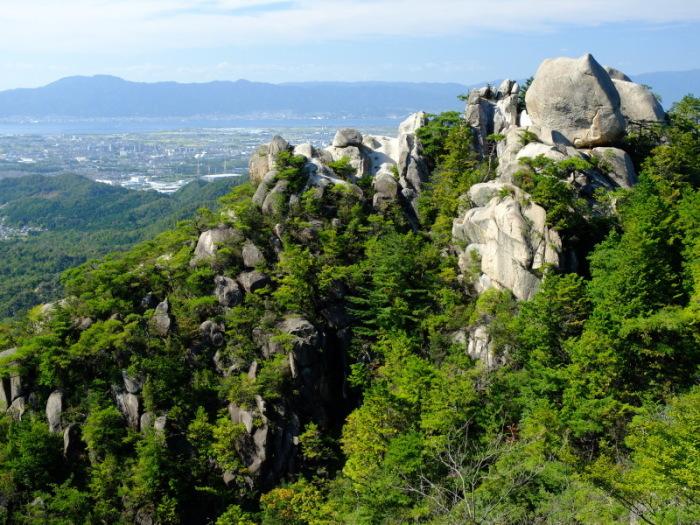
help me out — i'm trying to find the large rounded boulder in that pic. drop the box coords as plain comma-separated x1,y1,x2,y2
525,53,625,147
612,79,666,124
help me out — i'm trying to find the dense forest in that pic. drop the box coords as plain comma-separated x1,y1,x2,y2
0,90,696,525
0,174,244,319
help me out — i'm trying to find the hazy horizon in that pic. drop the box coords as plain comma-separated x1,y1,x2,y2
2,66,699,92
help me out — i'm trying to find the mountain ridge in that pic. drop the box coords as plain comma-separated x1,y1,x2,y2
0,68,694,119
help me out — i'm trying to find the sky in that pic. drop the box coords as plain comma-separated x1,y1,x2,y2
1,0,699,90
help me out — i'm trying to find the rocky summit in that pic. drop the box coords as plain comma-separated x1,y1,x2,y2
0,52,697,525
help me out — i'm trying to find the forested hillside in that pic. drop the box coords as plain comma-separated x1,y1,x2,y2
0,55,697,524
0,174,244,318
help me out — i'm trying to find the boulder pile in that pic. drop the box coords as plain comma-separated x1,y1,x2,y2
455,53,665,302
248,112,430,219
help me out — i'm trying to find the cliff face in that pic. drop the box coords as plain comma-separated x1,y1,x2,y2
0,53,676,523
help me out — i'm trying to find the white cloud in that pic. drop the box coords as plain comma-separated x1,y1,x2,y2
2,0,699,53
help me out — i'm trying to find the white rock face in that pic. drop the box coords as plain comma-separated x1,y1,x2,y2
247,112,428,217
494,93,519,135
248,136,289,185
46,391,63,433
495,126,526,182
398,111,427,135
372,167,399,210
293,143,314,158
8,396,25,420
516,142,568,163
590,147,637,188
363,135,399,176
242,241,266,268
122,371,143,394
525,54,626,147
150,299,171,337
612,79,666,124
467,325,501,369
464,83,519,155
604,66,632,82
116,392,140,430
332,128,363,148
397,116,429,200
453,182,562,301
324,145,370,179
191,227,241,265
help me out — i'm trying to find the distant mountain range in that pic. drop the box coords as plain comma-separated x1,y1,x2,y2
632,69,700,108
0,77,470,119
0,69,696,119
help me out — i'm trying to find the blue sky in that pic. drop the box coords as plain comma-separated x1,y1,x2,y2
1,0,698,90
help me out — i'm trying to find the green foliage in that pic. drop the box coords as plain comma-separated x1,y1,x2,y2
515,155,592,232
517,76,534,113
0,416,64,493
0,96,698,524
0,174,242,319
260,478,326,525
275,151,308,193
16,480,91,525
415,111,463,167
590,387,700,523
327,156,356,180
211,416,246,473
83,402,128,462
418,115,487,244
216,504,257,525
273,244,316,316
518,128,538,146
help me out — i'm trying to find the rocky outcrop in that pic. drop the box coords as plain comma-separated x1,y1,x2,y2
220,318,332,485
590,147,637,188
139,412,167,434
325,144,370,180
332,128,363,148
242,241,266,268
63,423,82,458
262,180,289,216
604,66,631,81
237,271,271,294
191,227,242,266
455,53,656,308
248,113,429,218
46,390,63,433
116,392,140,430
248,136,290,185
200,320,225,347
495,126,527,182
612,78,666,124
149,299,171,337
0,347,27,420
465,80,519,154
214,275,243,307
372,168,399,210
228,396,270,476
453,182,561,301
525,54,626,147
0,348,19,410
122,371,144,394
